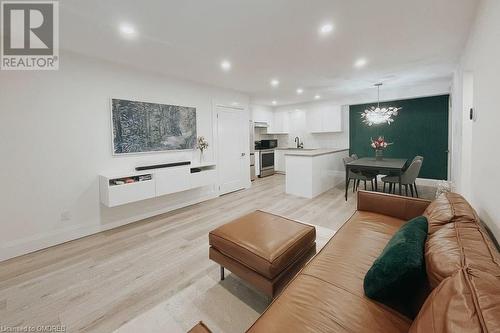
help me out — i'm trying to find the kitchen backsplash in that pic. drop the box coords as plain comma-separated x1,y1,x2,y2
254,127,276,142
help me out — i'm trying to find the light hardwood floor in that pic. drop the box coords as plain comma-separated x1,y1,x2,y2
0,175,436,333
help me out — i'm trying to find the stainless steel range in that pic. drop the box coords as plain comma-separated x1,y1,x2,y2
259,149,275,177
255,140,277,178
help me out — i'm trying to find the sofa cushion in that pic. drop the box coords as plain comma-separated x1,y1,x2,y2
357,191,431,221
423,193,500,288
246,274,411,333
424,192,481,233
301,211,429,318
409,268,500,333
246,211,413,332
301,211,407,299
422,193,455,232
364,216,428,312
209,211,316,279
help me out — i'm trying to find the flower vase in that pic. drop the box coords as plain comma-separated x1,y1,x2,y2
375,149,383,161
199,150,204,163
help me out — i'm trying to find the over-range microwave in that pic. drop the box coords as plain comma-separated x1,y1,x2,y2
256,139,278,150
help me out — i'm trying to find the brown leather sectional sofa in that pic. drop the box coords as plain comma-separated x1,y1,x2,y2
244,191,500,332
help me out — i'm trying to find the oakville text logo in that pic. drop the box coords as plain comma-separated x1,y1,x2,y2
1,1,59,70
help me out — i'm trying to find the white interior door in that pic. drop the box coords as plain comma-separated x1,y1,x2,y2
460,72,474,198
217,106,247,194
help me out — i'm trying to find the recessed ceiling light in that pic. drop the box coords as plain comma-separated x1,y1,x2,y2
296,88,304,95
354,58,368,69
314,94,321,100
272,100,277,105
220,60,232,71
119,23,137,38
319,23,334,35
270,79,280,87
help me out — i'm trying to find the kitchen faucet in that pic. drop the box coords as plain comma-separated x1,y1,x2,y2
294,137,304,149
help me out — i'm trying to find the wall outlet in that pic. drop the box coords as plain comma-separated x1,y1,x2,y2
60,211,72,222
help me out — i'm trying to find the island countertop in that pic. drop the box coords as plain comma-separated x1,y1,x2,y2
282,148,349,157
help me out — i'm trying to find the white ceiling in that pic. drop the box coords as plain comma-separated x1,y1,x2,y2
60,0,479,106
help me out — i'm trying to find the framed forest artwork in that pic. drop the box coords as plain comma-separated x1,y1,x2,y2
111,98,197,154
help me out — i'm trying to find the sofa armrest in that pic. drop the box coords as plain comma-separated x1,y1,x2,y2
357,190,431,221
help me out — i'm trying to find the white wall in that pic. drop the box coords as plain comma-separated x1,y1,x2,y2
0,51,249,261
451,0,500,239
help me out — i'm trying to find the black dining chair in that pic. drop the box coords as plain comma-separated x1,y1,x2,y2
351,153,379,191
343,156,377,192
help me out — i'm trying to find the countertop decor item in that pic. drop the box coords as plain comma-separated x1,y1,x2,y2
371,136,392,160
196,136,209,162
361,83,401,126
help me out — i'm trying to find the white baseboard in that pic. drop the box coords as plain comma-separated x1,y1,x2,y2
0,192,219,262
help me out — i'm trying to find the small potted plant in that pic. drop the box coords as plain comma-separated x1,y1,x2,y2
196,136,209,162
370,136,392,160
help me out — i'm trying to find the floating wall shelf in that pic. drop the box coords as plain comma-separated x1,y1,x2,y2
99,162,217,207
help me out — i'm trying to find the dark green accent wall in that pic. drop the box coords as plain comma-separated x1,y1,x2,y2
349,94,449,180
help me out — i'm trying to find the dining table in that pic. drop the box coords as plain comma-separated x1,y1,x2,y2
345,157,409,200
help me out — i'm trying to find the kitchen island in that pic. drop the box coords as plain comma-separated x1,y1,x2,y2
285,148,349,198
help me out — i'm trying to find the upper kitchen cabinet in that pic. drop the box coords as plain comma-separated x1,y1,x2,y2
306,105,342,133
267,111,289,134
251,105,274,127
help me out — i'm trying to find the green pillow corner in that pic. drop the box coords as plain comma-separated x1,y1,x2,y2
363,216,428,307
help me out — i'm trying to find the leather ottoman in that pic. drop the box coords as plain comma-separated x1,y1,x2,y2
209,210,316,298
187,321,211,333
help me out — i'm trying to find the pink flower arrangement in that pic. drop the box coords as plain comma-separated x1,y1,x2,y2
370,136,392,150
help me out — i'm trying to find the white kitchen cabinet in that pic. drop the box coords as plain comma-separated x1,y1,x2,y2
268,111,289,134
285,150,349,198
306,109,323,133
323,106,342,132
274,149,286,173
306,105,342,133
252,106,274,126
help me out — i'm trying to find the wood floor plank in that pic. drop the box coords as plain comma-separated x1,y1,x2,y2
0,175,436,332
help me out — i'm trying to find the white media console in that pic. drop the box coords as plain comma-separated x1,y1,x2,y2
99,162,217,207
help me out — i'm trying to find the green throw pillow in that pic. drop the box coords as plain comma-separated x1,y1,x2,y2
363,216,428,312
